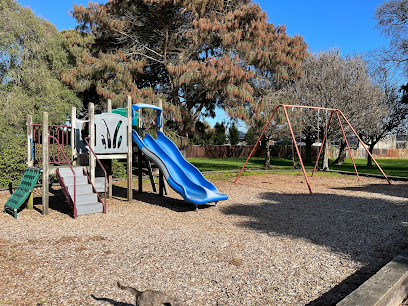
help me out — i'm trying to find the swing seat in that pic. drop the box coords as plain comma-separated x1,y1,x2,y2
293,162,301,169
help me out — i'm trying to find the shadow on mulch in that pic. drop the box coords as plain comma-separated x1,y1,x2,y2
2,186,74,219
112,184,213,212
90,294,133,306
220,184,408,305
331,182,406,198
22,182,212,219
47,187,74,216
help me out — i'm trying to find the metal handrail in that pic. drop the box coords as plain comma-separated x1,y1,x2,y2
84,137,107,213
48,135,77,217
33,124,72,165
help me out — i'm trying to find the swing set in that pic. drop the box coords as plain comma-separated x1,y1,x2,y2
291,108,322,169
234,104,391,196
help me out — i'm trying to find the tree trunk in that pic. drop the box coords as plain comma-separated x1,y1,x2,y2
366,142,376,168
322,139,329,170
180,128,189,138
332,140,347,165
180,117,192,138
304,135,313,165
264,136,271,168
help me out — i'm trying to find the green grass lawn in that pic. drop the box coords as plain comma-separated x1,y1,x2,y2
328,158,408,178
187,157,300,172
187,157,268,172
187,157,408,178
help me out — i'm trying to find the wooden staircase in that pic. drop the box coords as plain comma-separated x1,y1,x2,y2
57,167,105,217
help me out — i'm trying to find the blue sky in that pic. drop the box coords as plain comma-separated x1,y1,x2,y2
18,0,390,129
258,0,389,55
18,0,389,54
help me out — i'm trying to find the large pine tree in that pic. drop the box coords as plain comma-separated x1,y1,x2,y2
63,0,307,136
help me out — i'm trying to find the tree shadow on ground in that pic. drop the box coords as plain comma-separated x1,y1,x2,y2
90,294,133,306
331,182,406,198
112,184,211,212
220,187,408,304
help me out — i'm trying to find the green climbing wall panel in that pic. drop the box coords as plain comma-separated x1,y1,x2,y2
3,168,41,219
112,108,139,126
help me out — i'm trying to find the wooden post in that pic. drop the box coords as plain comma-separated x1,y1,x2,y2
71,107,77,166
42,112,49,215
27,116,33,168
108,161,113,199
107,99,112,113
138,106,143,194
127,96,133,201
107,99,113,199
106,100,112,196
27,192,34,210
89,103,96,185
158,99,165,197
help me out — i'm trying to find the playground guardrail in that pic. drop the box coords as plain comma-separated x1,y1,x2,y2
33,124,73,165
48,135,77,218
84,137,107,214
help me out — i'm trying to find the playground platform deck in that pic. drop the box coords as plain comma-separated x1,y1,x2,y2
0,173,407,305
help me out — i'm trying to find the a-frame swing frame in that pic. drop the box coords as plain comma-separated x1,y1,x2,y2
234,104,392,195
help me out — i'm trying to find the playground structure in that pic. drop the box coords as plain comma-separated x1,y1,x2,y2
235,104,392,195
3,96,227,219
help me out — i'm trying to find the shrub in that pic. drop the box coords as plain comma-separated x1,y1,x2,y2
0,134,27,187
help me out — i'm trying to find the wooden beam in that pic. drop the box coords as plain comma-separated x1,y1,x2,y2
106,100,112,198
42,112,49,215
71,107,77,166
127,96,133,201
138,106,143,194
158,99,165,197
108,161,113,199
27,116,33,168
107,99,112,113
89,103,96,185
27,192,34,210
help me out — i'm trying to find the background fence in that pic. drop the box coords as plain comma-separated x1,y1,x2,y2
183,145,322,159
347,147,408,159
182,145,408,159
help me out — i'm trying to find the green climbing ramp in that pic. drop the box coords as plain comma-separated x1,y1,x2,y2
3,168,41,219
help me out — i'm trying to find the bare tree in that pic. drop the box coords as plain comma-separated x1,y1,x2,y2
292,50,383,168
375,0,408,74
242,82,296,168
354,63,408,167
244,47,408,169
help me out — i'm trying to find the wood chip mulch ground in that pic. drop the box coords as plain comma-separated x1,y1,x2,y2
0,173,407,305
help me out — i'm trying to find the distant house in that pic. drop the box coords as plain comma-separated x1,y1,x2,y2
396,134,408,149
238,131,246,145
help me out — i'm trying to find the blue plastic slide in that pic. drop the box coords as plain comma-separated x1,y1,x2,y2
132,129,228,206
155,131,227,197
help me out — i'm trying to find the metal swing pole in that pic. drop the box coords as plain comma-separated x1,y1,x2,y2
291,107,302,169
312,110,335,177
336,111,360,180
316,109,320,145
234,104,282,183
338,111,391,185
283,106,314,196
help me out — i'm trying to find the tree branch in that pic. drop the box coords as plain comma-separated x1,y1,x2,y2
111,27,163,58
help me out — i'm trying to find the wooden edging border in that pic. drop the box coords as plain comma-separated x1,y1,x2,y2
338,247,408,306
